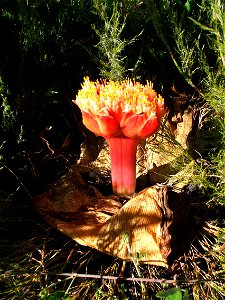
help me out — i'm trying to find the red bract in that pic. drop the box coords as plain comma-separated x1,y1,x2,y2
73,77,165,196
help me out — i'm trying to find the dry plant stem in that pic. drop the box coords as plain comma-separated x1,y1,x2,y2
106,137,140,196
124,233,147,298
0,161,32,199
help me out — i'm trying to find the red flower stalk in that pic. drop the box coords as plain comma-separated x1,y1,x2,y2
73,77,165,196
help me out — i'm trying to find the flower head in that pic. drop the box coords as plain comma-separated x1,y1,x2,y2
74,77,165,140
73,77,165,196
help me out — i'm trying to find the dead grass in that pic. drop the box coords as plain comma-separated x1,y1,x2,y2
0,176,225,300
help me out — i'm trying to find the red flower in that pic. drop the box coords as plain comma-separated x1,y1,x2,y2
74,77,165,196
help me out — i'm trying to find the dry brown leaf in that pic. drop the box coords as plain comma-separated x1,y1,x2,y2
34,166,172,267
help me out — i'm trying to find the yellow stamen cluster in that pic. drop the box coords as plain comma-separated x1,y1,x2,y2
75,77,164,115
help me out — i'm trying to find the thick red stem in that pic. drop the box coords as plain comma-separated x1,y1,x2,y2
106,137,140,196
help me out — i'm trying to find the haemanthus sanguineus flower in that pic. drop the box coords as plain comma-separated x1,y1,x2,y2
73,77,165,196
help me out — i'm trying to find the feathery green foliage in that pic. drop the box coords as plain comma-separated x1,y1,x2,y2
92,0,142,81
92,0,127,80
